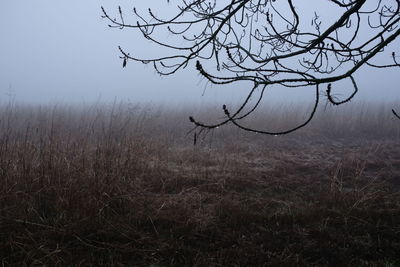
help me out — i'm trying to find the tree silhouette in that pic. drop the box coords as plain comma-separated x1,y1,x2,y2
102,0,399,135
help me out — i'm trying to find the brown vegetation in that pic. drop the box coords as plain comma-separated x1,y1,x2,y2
0,102,399,266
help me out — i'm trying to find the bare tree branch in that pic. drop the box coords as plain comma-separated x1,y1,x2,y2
102,0,400,135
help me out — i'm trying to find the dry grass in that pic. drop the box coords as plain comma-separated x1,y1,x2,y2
0,102,400,266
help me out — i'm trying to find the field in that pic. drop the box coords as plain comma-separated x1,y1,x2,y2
0,102,400,266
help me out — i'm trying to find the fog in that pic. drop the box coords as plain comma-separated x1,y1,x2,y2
0,0,398,105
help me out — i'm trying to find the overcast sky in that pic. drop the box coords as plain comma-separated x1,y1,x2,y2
0,0,398,106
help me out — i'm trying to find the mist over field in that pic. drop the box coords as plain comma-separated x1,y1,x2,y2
0,0,399,105
0,0,400,266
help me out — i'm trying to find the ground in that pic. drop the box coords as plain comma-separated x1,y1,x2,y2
0,103,399,266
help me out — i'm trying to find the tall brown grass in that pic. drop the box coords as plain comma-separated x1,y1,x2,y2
0,102,399,266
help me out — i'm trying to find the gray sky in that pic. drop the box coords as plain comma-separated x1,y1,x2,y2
0,0,398,105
